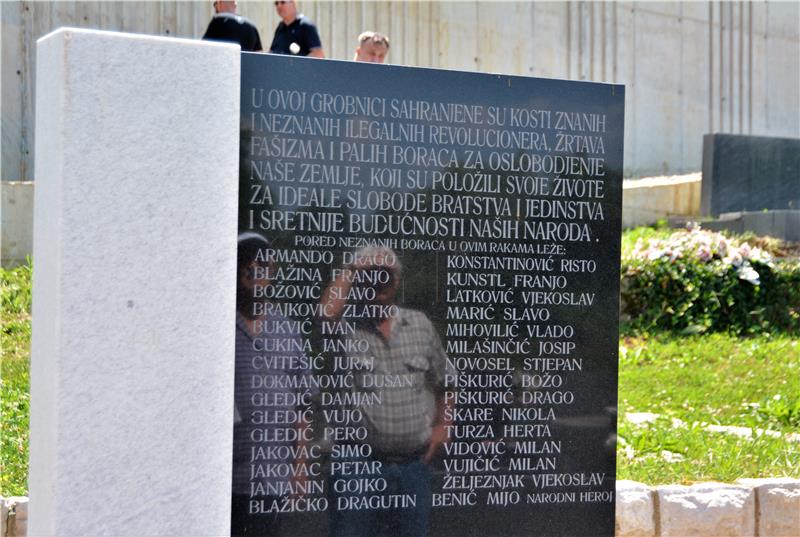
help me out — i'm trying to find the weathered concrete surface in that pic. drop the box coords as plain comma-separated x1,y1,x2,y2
657,483,756,537
5,497,28,537
1,181,33,267
738,478,800,537
622,173,701,228
615,480,655,537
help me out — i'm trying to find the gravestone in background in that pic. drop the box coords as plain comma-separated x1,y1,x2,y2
234,54,624,537
701,134,800,217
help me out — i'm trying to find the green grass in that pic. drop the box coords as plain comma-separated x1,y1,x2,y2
1,263,32,497
620,220,674,257
621,221,800,260
1,252,799,495
618,333,800,484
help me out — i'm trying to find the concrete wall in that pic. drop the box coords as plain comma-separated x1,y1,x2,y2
3,1,799,182
1,181,33,266
622,173,701,228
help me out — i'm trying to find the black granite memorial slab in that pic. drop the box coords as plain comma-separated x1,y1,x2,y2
701,133,800,217
234,53,624,537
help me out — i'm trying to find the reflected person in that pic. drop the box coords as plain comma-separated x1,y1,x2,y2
319,247,453,537
232,232,315,537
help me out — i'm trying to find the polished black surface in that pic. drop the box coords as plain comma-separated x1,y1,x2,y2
701,133,800,216
236,53,625,537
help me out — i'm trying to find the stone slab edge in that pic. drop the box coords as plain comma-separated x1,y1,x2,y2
29,28,240,537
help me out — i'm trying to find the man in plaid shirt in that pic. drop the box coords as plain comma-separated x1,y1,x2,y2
320,246,453,537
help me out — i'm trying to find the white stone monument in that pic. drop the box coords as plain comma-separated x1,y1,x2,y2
29,28,240,536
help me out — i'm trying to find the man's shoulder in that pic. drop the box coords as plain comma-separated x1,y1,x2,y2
214,12,257,28
211,12,238,22
397,307,434,327
295,14,319,28
237,14,259,30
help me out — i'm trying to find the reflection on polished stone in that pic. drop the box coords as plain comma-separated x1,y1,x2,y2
234,53,624,537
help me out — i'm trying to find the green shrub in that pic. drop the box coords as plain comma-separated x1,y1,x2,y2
621,227,800,334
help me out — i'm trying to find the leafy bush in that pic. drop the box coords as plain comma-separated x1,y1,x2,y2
621,226,800,334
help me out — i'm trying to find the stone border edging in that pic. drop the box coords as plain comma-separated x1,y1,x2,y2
616,478,800,537
1,496,28,537
3,479,798,537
